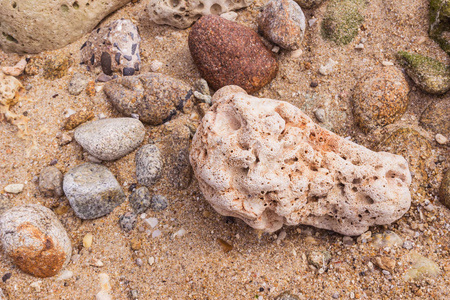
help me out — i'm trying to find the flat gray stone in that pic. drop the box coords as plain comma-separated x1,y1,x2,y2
74,118,145,161
63,163,126,219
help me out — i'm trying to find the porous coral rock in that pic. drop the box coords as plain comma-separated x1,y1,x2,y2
190,86,412,236
147,0,254,29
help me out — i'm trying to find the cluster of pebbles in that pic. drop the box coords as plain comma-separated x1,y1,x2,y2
0,0,449,299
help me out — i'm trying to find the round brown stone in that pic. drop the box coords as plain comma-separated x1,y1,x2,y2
188,15,278,94
352,67,410,133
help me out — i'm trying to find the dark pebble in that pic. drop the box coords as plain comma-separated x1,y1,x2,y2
2,273,11,283
49,159,58,166
123,67,135,76
97,73,113,82
101,52,113,75
310,81,318,87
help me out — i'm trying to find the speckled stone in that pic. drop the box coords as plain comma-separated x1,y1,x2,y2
39,166,63,197
81,19,141,76
129,186,152,214
63,111,95,130
188,15,278,94
0,204,72,277
258,0,306,50
103,73,195,125
420,99,450,136
63,163,126,219
74,118,145,161
119,212,137,232
352,67,410,133
439,169,450,209
321,0,365,45
43,54,73,80
135,144,163,188
68,73,89,96
294,0,325,8
377,128,432,186
275,291,300,300
150,195,168,211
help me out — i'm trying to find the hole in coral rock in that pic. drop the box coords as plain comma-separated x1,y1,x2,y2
174,14,182,20
73,1,79,9
352,187,358,192
170,0,180,7
365,196,374,205
61,4,69,12
352,178,361,184
12,2,17,8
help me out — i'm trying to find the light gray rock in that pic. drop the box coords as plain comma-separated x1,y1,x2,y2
39,166,64,197
135,144,163,187
0,0,131,54
80,19,141,76
68,73,89,96
63,163,126,219
0,204,72,277
74,118,145,161
150,195,168,211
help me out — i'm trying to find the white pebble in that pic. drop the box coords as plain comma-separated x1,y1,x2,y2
148,256,155,265
319,59,337,76
4,184,24,194
30,281,42,292
152,229,162,238
308,18,317,27
150,60,163,72
272,46,280,53
436,134,448,145
83,233,93,248
174,228,186,237
220,11,238,21
144,217,158,229
355,43,364,49
57,270,73,280
65,109,76,118
382,61,394,66
289,48,303,58
140,213,147,219
95,85,103,93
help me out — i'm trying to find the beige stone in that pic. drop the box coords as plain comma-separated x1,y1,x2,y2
190,86,412,236
0,0,131,54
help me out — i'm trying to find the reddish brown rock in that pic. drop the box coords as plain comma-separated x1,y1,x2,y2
188,15,278,94
0,204,72,277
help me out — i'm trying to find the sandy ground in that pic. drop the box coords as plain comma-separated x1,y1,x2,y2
0,0,449,299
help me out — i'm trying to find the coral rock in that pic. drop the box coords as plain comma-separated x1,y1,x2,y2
147,0,253,29
188,15,278,94
258,0,306,50
190,86,412,236
0,204,72,277
81,19,141,76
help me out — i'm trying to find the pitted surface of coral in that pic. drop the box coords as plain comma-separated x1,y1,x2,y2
190,86,412,236
147,0,254,29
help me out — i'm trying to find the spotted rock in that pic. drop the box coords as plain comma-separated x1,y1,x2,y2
0,204,72,277
103,73,195,125
81,19,141,76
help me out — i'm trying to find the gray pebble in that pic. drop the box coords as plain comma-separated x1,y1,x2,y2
150,194,168,211
193,91,212,105
74,118,145,161
314,108,326,123
129,187,151,214
135,144,163,187
193,78,210,96
119,212,137,232
332,292,340,299
39,166,64,197
402,240,414,250
63,163,126,219
97,73,113,82
135,258,143,267
68,72,89,96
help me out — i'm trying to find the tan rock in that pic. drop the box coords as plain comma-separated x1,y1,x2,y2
0,0,131,54
0,204,72,277
190,86,412,236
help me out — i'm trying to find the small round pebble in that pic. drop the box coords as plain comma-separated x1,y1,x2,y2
436,133,448,144
68,72,89,96
314,108,326,122
150,194,168,211
4,184,24,194
119,212,137,232
310,81,318,88
129,186,152,214
39,166,63,197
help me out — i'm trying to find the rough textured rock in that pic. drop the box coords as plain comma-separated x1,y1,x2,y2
63,163,126,219
150,116,194,190
147,0,253,29
429,0,450,55
439,169,450,209
74,118,145,161
119,212,137,232
129,187,152,214
257,0,306,50
397,51,450,95
135,144,163,188
0,204,72,277
321,0,365,45
420,99,450,136
190,86,412,235
0,0,132,54
294,0,326,9
80,19,141,76
150,195,169,211
63,111,95,130
103,73,195,125
39,166,63,197
43,54,73,80
377,128,431,187
188,15,278,94
352,67,410,133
